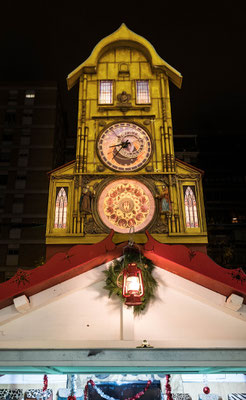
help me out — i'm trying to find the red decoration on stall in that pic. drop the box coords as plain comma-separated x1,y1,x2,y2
43,375,48,391
84,380,95,400
1,230,246,312
165,375,173,400
203,387,210,395
84,379,152,400
68,396,76,400
126,380,151,400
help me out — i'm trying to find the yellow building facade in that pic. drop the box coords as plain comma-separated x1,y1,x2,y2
46,24,207,257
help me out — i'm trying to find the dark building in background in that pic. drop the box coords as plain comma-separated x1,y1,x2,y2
0,82,66,282
174,131,246,271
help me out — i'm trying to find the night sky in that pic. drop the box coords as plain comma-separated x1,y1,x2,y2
1,2,245,138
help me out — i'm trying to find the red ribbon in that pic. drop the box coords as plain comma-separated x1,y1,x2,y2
43,375,48,392
68,396,77,400
165,375,173,400
84,380,95,400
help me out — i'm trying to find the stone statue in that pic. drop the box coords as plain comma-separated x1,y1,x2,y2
80,185,93,213
158,185,170,212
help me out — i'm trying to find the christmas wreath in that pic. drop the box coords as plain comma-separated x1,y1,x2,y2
103,248,158,315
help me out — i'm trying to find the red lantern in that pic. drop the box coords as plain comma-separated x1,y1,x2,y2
122,263,144,306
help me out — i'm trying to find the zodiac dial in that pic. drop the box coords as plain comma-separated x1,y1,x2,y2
97,122,152,172
97,179,156,233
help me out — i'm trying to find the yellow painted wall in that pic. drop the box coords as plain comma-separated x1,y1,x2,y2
46,25,207,249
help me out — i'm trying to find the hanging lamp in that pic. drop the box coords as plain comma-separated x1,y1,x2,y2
122,262,144,306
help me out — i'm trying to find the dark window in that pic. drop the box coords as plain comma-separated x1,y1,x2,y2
4,110,16,126
0,175,8,186
16,175,27,181
21,128,31,136
22,109,33,125
9,90,18,100
8,248,19,255
2,132,13,143
0,152,10,162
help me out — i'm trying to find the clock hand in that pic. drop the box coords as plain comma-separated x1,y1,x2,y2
109,143,123,148
111,140,132,160
121,140,130,149
113,145,123,159
110,140,130,148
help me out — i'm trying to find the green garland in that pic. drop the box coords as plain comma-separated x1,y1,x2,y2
103,249,158,315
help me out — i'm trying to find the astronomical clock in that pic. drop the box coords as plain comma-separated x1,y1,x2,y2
46,24,208,258
97,123,152,172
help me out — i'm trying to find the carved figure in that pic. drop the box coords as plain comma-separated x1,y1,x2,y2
158,185,170,212
117,91,131,106
80,185,93,213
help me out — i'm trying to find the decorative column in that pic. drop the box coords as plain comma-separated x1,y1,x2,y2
160,74,171,172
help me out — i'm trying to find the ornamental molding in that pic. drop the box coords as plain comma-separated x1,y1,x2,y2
148,174,169,186
81,99,86,124
81,174,108,186
84,216,104,234
98,106,151,113
177,173,200,180
74,175,79,188
117,90,132,106
171,175,177,185
51,175,74,180
98,93,151,112
92,175,158,197
93,114,154,119
149,216,168,234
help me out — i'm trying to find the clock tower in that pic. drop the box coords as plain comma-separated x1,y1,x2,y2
46,24,207,258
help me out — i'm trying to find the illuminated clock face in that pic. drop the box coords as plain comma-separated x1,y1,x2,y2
97,122,152,171
97,179,155,233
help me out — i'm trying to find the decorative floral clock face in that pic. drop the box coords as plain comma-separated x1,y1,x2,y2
97,122,152,171
97,179,155,233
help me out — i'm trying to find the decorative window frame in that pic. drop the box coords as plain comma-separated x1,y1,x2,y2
183,185,199,229
47,179,73,235
135,80,151,105
98,80,114,105
178,179,203,233
54,187,68,229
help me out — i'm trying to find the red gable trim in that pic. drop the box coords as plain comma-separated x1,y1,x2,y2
143,232,246,301
0,231,245,310
0,231,122,309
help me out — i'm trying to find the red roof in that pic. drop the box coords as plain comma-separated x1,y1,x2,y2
0,231,245,310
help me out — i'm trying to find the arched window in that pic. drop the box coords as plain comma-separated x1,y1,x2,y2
184,186,199,228
54,187,68,229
